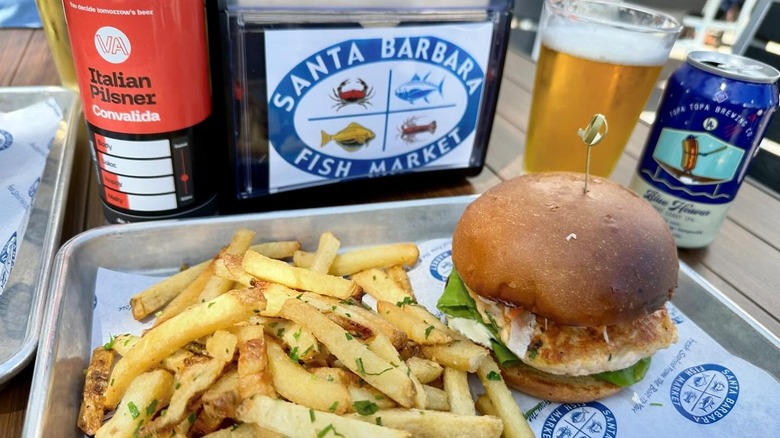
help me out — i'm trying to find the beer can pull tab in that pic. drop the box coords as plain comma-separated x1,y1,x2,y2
577,113,608,193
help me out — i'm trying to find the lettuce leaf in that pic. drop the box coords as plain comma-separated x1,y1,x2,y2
593,357,652,387
437,270,521,366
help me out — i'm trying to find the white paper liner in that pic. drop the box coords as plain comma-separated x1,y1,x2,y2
92,238,780,436
0,98,63,297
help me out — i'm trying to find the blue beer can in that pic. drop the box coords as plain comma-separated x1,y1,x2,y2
630,51,780,248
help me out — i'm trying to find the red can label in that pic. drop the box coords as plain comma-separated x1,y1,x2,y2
64,0,211,134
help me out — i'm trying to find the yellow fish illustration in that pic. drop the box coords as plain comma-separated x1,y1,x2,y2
320,122,375,152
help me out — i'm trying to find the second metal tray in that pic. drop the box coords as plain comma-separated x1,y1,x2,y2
0,86,80,385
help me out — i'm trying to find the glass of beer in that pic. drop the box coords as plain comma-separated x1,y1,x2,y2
524,0,681,177
35,0,78,91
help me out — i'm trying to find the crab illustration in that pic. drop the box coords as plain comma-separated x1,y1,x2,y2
331,78,374,110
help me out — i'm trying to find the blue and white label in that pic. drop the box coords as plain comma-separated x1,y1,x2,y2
670,364,739,424
0,232,18,293
265,23,492,192
542,402,617,438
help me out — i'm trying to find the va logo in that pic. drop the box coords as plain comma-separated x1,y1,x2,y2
428,250,452,282
0,129,13,151
542,402,617,438
95,26,131,64
670,364,739,424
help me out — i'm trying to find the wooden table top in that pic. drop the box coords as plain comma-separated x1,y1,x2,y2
2,27,779,438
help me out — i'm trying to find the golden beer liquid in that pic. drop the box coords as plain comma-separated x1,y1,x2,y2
525,44,663,177
36,0,78,91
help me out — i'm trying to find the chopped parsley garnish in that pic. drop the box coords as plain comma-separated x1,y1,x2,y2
208,302,215,308
127,401,140,419
424,325,434,339
309,408,316,422
353,400,379,416
375,417,383,426
329,401,339,412
103,334,117,350
317,424,345,438
345,333,353,341
188,412,197,424
293,329,302,341
486,371,502,381
355,358,392,376
396,296,414,307
289,346,300,361
146,399,158,416
277,328,286,337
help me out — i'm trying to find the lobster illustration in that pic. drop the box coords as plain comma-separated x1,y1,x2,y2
331,78,374,111
398,117,437,144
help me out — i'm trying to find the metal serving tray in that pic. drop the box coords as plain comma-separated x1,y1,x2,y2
0,86,80,385
23,196,780,437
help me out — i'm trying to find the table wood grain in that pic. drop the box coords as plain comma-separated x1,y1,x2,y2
2,27,779,438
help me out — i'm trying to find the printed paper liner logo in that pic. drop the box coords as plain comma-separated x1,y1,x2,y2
542,402,617,438
670,363,739,424
0,129,13,151
428,249,452,282
0,232,18,292
268,35,485,181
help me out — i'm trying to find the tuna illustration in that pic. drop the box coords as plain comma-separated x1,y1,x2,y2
320,122,375,152
394,73,444,104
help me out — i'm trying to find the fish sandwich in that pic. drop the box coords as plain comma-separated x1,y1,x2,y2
437,172,679,402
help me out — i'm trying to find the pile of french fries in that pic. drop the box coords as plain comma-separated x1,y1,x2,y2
78,229,535,438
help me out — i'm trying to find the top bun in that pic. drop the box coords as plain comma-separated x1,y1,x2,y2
452,172,678,327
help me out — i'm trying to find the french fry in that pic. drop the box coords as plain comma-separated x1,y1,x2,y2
213,255,254,288
376,300,452,345
104,287,266,409
443,367,475,415
192,369,240,435
475,393,498,417
477,356,535,438
405,357,443,384
265,318,320,361
95,369,173,438
130,260,209,321
386,265,414,296
155,262,216,325
237,395,411,438
140,356,229,434
111,334,140,356
198,229,256,302
420,340,489,373
422,384,450,411
243,250,361,299
229,323,265,344
202,423,284,438
293,243,420,276
78,347,115,435
298,292,407,349
249,241,301,260
308,232,341,274
266,337,351,413
206,330,238,362
352,269,412,305
237,336,276,400
279,299,416,408
349,408,504,438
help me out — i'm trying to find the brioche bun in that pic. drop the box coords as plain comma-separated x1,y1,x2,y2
452,172,678,327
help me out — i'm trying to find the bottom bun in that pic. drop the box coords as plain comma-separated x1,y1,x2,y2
501,362,623,403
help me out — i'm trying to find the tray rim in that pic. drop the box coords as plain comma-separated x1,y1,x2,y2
23,194,780,436
0,86,81,385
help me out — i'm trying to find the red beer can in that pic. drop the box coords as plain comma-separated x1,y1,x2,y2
64,0,218,223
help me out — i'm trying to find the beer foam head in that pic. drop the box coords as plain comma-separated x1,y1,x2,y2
543,25,672,66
